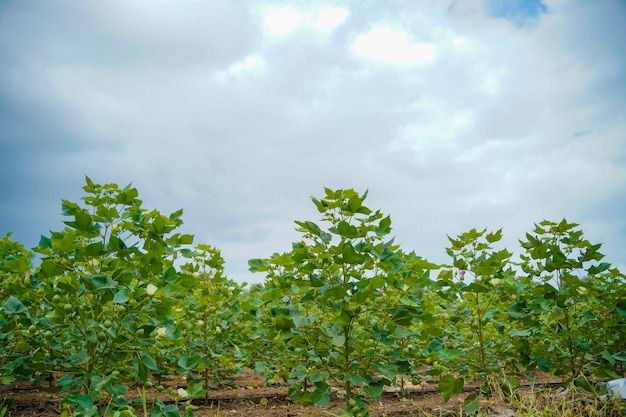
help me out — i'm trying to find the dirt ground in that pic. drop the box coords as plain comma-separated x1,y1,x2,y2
0,370,558,417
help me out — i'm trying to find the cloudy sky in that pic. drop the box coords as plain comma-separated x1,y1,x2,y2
1,0,625,284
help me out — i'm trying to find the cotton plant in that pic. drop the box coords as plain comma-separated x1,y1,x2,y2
0,178,201,415
249,188,435,417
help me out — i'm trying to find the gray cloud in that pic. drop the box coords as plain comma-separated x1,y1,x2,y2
1,0,624,284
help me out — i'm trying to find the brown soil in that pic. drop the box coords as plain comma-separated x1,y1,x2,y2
0,370,560,417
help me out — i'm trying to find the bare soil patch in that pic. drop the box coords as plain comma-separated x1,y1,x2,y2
0,370,561,417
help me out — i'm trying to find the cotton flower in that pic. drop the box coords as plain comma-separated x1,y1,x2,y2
491,278,502,287
146,284,158,296
177,388,189,398
156,327,166,338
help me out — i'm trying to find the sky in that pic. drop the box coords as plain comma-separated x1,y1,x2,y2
1,0,625,285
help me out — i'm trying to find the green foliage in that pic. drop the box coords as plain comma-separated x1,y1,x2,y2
250,188,436,416
0,233,34,386
173,244,249,398
516,219,626,382
435,228,520,412
444,228,516,380
0,177,242,415
0,179,624,416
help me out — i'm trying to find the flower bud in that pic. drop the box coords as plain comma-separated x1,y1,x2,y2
156,327,166,338
146,284,158,296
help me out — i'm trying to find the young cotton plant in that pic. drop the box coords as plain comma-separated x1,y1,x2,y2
170,244,250,403
2,177,200,415
249,188,431,417
436,228,518,412
517,219,626,383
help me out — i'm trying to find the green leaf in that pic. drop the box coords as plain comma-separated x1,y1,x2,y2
109,236,127,251
399,296,420,307
178,354,203,372
84,242,104,257
485,229,503,243
115,188,139,204
337,221,358,238
331,334,346,347
438,374,464,402
289,369,307,382
113,288,130,304
1,376,16,385
292,312,316,328
162,404,182,417
510,328,531,337
602,350,616,365
339,242,365,264
344,374,363,385
134,359,147,381
295,220,322,236
275,316,294,331
374,363,399,379
107,383,129,396
90,274,116,290
74,211,94,231
66,394,95,412
141,354,158,371
536,357,555,372
38,235,52,249
69,352,90,365
464,393,479,415
463,282,490,293
169,208,184,221
508,303,527,320
84,176,96,192
363,381,384,400
179,234,194,244
248,258,269,273
312,389,330,407
347,194,363,213
437,349,461,360
376,215,392,236
2,296,27,314
61,199,80,215
39,260,64,278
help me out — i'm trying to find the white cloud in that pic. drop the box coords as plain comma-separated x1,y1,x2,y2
311,7,350,33
261,5,349,38
263,6,304,37
215,54,267,81
352,26,436,66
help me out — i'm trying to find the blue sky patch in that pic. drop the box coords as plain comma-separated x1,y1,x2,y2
486,0,548,26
